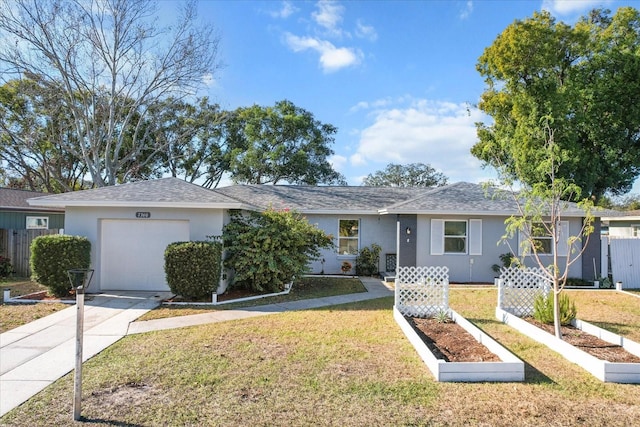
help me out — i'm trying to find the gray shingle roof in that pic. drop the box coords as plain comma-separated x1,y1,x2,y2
1,188,64,211
27,178,244,208
24,178,595,217
381,182,591,217
381,182,517,214
217,184,429,213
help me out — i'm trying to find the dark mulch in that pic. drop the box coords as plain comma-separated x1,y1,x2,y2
407,316,501,362
525,318,640,363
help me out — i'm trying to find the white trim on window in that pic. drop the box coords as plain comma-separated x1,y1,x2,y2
519,221,569,256
26,216,48,229
338,219,359,256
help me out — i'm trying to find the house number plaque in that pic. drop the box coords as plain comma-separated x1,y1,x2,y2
136,212,151,219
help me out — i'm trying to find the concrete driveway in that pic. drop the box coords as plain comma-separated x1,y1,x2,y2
0,291,170,417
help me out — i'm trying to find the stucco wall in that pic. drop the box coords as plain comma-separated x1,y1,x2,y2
305,213,397,275
414,215,585,283
608,220,640,238
64,206,224,290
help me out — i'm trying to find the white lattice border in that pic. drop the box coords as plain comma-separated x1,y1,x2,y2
497,267,551,317
395,266,449,317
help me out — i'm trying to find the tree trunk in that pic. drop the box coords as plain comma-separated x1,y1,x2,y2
553,289,563,339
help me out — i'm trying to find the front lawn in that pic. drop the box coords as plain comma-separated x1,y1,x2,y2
0,278,67,333
2,287,639,426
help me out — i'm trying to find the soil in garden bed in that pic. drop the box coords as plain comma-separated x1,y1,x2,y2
407,316,501,363
525,318,640,363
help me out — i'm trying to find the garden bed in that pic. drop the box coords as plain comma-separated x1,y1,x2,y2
496,307,640,383
394,306,524,382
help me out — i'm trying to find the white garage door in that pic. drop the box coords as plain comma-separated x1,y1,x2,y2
100,219,190,291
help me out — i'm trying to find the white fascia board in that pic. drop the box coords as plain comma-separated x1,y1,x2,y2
27,200,248,210
602,216,640,221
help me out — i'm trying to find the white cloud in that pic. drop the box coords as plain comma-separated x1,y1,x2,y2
329,154,347,171
312,0,345,37
270,1,298,19
459,1,473,20
284,33,362,72
202,73,217,87
541,0,613,15
352,99,493,183
355,19,377,41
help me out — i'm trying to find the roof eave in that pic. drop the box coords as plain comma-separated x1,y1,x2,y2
379,209,592,217
27,200,248,209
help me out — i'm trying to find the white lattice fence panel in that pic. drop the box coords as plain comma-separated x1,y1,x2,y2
395,266,449,317
497,267,551,317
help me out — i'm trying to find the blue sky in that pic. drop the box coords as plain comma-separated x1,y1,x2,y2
185,0,639,192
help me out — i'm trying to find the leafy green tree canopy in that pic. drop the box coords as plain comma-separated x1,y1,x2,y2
362,163,448,187
224,100,346,185
472,7,640,202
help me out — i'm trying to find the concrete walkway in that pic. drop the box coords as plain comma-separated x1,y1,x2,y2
0,291,170,417
0,278,392,417
127,277,393,334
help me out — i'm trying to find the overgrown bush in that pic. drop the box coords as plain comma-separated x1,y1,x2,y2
164,241,222,300
0,255,14,278
30,235,91,297
533,293,577,325
223,209,333,293
355,243,381,276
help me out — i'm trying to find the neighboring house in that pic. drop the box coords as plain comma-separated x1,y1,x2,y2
602,210,640,238
0,188,65,230
1,188,65,276
28,178,601,292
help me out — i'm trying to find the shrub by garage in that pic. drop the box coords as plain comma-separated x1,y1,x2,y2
30,235,91,297
164,241,222,300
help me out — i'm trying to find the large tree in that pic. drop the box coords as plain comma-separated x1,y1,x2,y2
472,7,640,202
0,0,220,187
499,119,594,339
224,100,346,185
0,78,89,192
362,163,448,187
150,97,229,188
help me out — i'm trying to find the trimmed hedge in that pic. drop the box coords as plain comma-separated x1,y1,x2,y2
355,243,381,276
164,241,222,300
30,235,91,297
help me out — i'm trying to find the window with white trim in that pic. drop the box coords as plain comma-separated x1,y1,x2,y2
531,222,552,254
26,216,48,229
444,220,467,254
338,219,359,255
519,221,569,256
431,219,482,255
633,225,640,237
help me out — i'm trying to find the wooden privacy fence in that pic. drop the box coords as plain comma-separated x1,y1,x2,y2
0,229,61,277
608,237,640,289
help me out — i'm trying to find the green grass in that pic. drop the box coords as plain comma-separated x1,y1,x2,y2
138,276,367,321
2,286,639,426
0,278,67,333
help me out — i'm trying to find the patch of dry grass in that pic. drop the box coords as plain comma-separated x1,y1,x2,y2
2,288,639,426
0,278,67,333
